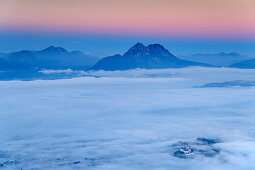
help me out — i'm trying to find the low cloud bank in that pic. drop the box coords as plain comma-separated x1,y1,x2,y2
0,68,255,169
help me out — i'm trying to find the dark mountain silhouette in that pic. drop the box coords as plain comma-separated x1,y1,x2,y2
91,43,214,71
0,57,24,70
178,52,250,66
0,58,8,69
229,59,255,69
0,46,100,70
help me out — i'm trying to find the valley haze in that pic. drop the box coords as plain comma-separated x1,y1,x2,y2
0,43,253,81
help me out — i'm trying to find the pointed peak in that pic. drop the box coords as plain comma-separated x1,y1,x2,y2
133,42,145,47
129,42,146,51
123,42,175,57
124,42,148,56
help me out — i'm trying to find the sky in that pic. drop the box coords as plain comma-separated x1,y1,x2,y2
0,0,255,56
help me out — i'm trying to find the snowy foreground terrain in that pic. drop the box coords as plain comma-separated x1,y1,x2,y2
1,67,255,169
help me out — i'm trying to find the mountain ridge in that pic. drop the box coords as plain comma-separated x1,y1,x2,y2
91,43,214,71
2,44,254,71
0,46,100,70
229,59,255,69
178,52,250,66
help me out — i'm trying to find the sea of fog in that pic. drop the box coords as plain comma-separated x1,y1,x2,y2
1,67,255,169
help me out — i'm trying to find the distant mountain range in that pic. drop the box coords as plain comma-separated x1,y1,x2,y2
229,59,255,69
91,43,214,71
178,52,250,67
0,58,9,69
0,46,99,70
1,44,254,72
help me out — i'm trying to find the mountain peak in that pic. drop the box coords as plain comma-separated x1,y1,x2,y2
147,44,171,56
124,43,173,58
134,42,145,47
130,42,146,51
42,46,68,53
147,44,164,48
91,42,213,71
124,42,148,57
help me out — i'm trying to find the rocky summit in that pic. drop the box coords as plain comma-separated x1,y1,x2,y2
91,43,214,71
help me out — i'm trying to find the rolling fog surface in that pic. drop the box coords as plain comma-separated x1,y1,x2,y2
1,67,255,169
